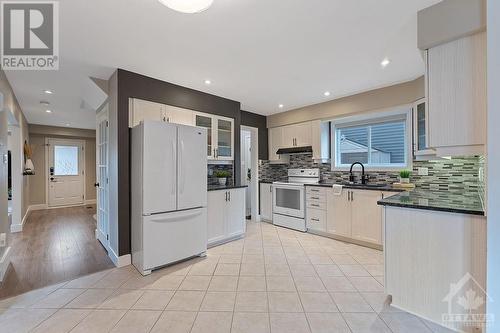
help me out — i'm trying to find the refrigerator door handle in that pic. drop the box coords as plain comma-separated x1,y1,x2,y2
150,209,203,223
171,141,176,195
179,140,185,194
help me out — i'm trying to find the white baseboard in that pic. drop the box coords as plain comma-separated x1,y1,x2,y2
109,247,131,268
85,199,96,205
0,247,12,282
10,205,35,233
30,204,48,211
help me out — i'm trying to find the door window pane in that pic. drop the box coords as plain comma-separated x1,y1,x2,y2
54,145,79,176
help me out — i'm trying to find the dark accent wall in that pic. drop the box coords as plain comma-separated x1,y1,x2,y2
240,110,269,161
115,69,243,255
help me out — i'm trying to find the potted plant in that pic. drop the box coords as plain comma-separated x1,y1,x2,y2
399,170,411,184
214,170,231,185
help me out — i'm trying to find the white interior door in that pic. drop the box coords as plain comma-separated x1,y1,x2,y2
47,138,85,207
96,108,110,250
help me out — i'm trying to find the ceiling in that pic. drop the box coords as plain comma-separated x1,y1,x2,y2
5,0,441,129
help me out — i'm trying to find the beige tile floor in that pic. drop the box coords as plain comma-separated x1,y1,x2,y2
0,220,455,333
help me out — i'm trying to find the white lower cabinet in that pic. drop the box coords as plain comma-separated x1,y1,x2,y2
207,188,246,246
321,187,389,247
326,190,351,238
259,183,273,221
350,190,382,245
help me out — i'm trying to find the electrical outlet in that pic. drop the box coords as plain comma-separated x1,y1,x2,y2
0,233,6,247
418,167,428,176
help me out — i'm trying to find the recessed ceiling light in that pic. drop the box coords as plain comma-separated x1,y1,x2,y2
324,91,331,97
45,110,52,113
381,58,391,68
278,104,284,109
44,90,53,94
204,79,211,85
158,0,213,13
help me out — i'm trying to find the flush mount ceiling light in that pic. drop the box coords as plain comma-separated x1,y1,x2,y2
323,91,331,97
40,100,50,106
44,90,53,94
381,58,391,68
158,0,213,13
204,79,211,85
278,104,284,109
45,110,52,113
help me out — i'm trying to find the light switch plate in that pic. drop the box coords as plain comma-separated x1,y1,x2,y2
418,167,428,176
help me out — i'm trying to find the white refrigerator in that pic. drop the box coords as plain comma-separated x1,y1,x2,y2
131,121,207,275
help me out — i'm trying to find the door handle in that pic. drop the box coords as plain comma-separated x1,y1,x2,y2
179,140,185,194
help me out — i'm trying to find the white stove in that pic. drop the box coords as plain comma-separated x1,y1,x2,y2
272,169,320,232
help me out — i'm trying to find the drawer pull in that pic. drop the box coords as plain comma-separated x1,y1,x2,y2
311,218,320,222
310,189,319,192
311,196,320,200
310,204,320,207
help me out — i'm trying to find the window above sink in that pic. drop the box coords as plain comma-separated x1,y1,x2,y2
330,105,413,171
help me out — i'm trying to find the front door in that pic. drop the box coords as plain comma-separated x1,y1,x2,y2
47,138,85,207
96,108,109,250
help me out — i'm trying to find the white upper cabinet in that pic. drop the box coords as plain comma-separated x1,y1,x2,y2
311,120,330,162
282,122,312,147
164,104,193,126
129,98,193,128
427,31,486,156
268,127,288,163
129,99,163,127
193,112,234,161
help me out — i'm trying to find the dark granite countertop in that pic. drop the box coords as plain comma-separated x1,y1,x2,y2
305,182,405,193
208,184,248,191
377,190,485,216
259,180,273,184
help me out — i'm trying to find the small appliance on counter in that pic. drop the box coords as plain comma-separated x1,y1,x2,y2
272,168,320,232
131,121,208,276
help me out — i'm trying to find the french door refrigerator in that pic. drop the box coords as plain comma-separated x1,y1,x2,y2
131,121,207,275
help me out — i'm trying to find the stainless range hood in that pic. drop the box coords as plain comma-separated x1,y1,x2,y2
276,146,313,155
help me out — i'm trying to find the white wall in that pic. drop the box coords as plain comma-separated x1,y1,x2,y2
487,0,500,331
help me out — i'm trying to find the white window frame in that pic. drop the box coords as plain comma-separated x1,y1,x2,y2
330,105,413,171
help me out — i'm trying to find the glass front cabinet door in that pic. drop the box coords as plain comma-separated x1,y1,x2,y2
413,98,434,156
193,112,234,161
216,117,234,160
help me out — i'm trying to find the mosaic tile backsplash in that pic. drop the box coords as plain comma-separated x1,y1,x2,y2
208,164,234,186
259,154,483,193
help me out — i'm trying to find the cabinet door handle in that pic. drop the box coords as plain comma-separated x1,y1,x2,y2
270,185,272,193
225,191,228,201
228,191,231,201
351,191,354,201
348,191,351,201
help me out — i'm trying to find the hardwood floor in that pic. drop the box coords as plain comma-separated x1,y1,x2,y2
0,205,114,299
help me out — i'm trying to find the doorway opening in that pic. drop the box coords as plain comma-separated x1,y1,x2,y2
240,126,259,220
